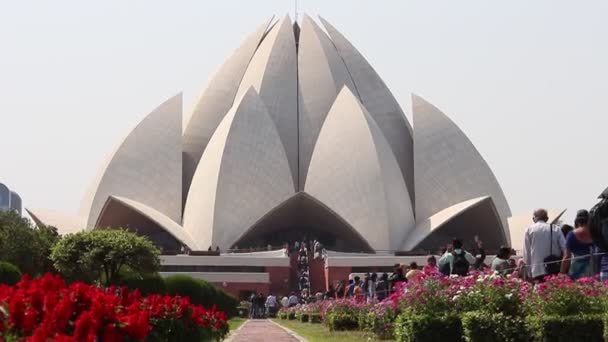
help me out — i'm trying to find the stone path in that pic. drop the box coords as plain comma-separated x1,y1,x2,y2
226,319,306,342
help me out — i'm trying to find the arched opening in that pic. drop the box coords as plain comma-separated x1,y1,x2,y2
413,197,507,253
95,198,184,253
232,192,374,253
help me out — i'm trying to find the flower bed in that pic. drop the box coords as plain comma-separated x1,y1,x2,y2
0,273,229,341
279,272,608,341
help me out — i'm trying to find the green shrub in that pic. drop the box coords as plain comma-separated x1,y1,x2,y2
116,269,167,295
164,274,238,317
309,313,321,324
325,312,359,331
299,313,310,323
527,315,604,342
287,312,296,320
0,261,21,285
364,305,398,340
462,311,527,342
394,313,463,342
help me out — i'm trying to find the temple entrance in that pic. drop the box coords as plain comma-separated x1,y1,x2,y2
232,192,374,253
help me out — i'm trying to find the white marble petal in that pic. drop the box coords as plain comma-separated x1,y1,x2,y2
297,15,357,189
80,94,183,228
319,16,414,204
183,87,295,250
182,17,275,200
234,15,298,188
305,87,415,251
412,94,512,244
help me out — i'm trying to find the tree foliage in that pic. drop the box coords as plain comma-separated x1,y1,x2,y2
50,228,160,285
0,210,59,275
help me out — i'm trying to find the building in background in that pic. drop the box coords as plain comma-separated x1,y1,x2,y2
0,182,22,215
27,14,512,255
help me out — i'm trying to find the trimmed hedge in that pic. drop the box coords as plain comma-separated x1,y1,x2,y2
527,315,604,342
287,312,296,320
394,314,463,342
325,312,359,331
462,311,527,342
164,274,238,317
309,313,321,324
0,261,21,285
117,271,167,296
299,313,310,323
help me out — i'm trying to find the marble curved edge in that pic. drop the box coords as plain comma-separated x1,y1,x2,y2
319,16,414,204
9,191,22,213
183,87,295,250
412,94,512,244
305,87,415,251
100,196,199,250
234,15,299,188
297,14,357,189
401,196,490,251
230,192,376,253
182,16,275,200
25,208,84,235
508,208,567,253
80,94,183,229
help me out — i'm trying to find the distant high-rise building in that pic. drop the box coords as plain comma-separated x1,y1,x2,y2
0,182,22,215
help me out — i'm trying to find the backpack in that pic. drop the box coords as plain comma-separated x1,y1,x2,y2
439,261,451,276
451,250,470,276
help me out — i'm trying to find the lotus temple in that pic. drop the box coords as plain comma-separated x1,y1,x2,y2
27,15,522,296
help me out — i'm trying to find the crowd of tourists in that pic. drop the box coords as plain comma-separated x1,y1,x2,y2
246,205,608,317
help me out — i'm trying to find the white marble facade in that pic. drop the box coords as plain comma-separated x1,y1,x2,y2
28,15,512,252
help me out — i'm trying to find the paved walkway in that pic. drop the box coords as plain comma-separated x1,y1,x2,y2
226,319,305,342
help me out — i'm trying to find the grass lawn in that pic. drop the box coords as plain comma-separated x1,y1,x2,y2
272,319,390,342
228,317,247,332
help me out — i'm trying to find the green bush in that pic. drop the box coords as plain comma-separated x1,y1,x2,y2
527,315,604,342
394,313,463,342
116,269,167,295
287,312,296,320
0,261,21,285
309,313,321,324
462,311,527,342
278,311,287,320
164,274,238,317
364,306,398,340
299,313,310,323
325,312,359,331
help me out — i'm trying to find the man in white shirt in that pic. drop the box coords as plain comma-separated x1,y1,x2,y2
287,292,299,307
523,208,566,281
265,293,277,316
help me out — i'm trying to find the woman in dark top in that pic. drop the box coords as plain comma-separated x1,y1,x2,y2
561,210,594,279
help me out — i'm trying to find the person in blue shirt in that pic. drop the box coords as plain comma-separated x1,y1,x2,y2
560,210,594,279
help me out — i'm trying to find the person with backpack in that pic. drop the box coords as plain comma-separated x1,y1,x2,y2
438,238,476,276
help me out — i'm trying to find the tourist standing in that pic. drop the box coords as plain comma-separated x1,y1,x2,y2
491,246,513,275
423,255,437,273
405,262,423,280
287,292,299,307
375,273,389,301
561,210,595,279
389,264,406,292
265,293,277,317
438,239,476,276
523,209,566,281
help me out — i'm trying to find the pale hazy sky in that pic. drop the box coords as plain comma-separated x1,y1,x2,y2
1,1,606,224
